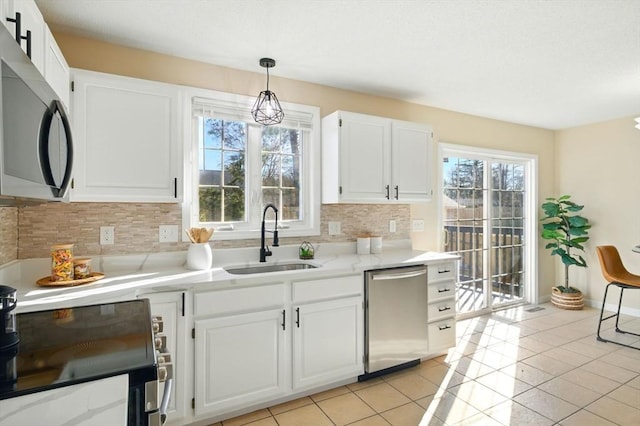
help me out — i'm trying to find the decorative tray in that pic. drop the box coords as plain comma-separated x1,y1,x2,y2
36,272,105,287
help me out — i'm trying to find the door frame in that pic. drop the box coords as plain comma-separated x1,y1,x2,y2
438,143,539,315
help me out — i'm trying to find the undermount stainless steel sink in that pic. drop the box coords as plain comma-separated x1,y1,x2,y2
224,262,319,275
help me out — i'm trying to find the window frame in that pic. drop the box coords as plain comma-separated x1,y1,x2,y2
181,87,321,241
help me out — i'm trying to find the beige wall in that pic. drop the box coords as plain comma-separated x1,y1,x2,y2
2,32,559,299
555,116,640,311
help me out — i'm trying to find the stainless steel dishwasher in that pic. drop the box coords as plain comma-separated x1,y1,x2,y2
361,265,429,380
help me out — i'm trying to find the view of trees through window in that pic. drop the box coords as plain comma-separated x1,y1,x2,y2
198,117,302,224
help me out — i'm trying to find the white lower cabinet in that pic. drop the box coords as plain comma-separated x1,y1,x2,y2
292,296,363,391
192,274,363,421
194,308,288,416
427,261,457,352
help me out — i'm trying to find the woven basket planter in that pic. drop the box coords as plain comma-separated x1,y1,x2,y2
550,286,584,310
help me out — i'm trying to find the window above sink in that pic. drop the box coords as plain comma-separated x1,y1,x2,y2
181,88,321,241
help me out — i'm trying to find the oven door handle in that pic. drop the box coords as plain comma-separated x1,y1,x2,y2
159,377,173,425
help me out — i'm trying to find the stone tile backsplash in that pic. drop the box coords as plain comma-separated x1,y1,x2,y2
0,207,18,264
2,203,409,262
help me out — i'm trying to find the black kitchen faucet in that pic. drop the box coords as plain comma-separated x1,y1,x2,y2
260,203,279,262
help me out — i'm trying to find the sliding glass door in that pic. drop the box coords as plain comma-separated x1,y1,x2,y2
441,145,536,316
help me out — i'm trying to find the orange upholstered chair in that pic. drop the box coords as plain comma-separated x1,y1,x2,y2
595,245,640,350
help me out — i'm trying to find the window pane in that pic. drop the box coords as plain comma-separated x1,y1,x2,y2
281,188,300,220
262,152,280,187
203,149,221,172
223,188,245,222
223,121,246,150
199,187,222,222
262,188,279,209
204,118,222,149
224,151,244,186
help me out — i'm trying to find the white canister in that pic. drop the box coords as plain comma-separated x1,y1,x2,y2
186,243,212,270
370,236,382,254
356,237,371,255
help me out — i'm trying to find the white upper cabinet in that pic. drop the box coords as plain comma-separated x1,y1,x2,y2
44,25,69,108
70,69,183,202
2,0,70,108
4,0,45,73
322,111,433,204
391,119,433,202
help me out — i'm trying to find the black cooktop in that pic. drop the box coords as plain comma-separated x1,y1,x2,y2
0,299,156,400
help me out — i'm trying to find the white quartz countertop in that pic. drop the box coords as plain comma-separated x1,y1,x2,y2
0,240,458,313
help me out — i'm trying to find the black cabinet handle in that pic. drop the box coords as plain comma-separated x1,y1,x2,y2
394,185,399,200
439,324,452,331
438,269,451,274
438,306,451,312
174,177,177,198
296,307,300,328
437,288,451,293
281,309,286,331
385,185,390,200
6,12,22,44
23,29,31,59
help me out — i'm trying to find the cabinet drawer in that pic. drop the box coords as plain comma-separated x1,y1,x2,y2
427,300,455,321
292,274,362,303
428,262,456,281
428,319,456,351
428,280,455,300
194,283,285,316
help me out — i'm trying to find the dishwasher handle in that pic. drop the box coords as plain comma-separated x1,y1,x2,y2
370,268,427,281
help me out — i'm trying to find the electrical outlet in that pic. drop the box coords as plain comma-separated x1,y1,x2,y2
159,225,179,243
100,226,114,245
328,221,341,235
412,219,425,232
389,220,396,233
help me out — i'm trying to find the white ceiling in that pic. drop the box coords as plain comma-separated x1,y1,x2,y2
36,0,640,130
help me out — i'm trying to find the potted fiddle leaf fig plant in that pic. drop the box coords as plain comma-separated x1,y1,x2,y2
541,195,591,310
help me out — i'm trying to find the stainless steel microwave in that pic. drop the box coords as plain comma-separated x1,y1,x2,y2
0,23,73,205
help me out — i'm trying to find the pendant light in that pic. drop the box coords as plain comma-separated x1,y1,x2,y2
251,57,284,126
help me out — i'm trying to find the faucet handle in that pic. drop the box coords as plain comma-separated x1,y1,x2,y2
273,230,279,247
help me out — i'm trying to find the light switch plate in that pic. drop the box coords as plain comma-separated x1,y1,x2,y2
389,220,396,233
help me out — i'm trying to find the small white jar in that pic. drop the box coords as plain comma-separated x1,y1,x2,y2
356,237,371,255
370,236,382,254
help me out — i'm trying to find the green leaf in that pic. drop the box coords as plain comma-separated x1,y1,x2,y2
568,216,589,227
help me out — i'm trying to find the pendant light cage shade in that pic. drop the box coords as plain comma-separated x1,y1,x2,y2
251,57,284,126
252,90,284,125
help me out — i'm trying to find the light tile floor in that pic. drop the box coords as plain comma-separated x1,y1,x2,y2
213,303,640,426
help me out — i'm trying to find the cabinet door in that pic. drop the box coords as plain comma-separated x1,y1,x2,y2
194,309,288,416
141,292,187,425
44,25,69,108
293,297,363,390
391,120,432,202
338,112,391,202
7,0,45,73
70,69,182,202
